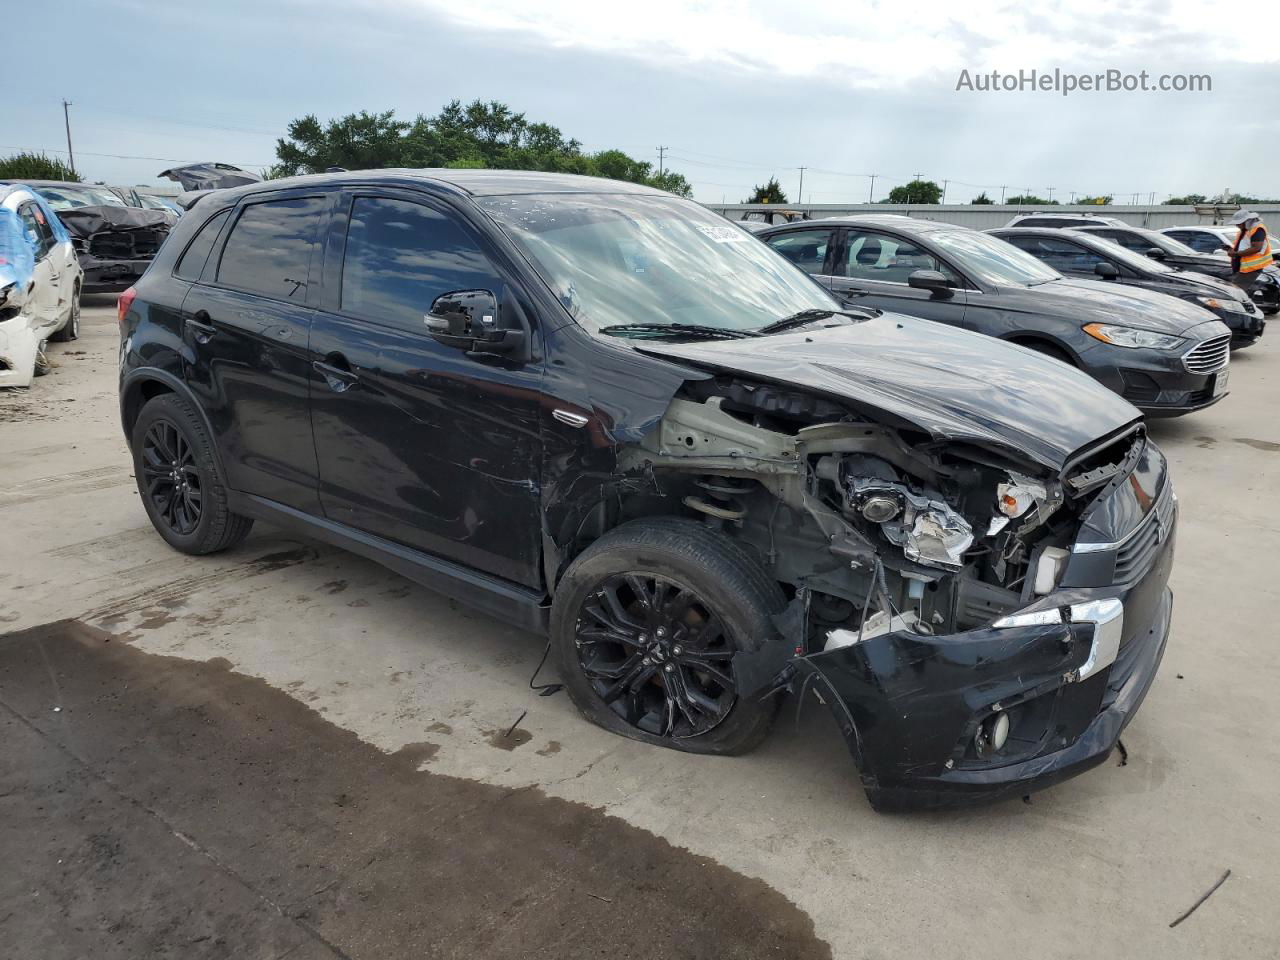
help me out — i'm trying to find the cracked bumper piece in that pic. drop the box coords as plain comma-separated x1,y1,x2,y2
797,565,1173,810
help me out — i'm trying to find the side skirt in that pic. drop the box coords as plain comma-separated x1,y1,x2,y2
227,492,551,635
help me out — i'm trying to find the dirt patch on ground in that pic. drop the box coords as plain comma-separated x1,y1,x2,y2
0,621,831,960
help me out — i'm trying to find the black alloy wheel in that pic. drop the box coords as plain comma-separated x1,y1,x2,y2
576,572,738,739
140,419,202,535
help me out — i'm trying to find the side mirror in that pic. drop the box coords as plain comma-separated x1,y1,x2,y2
426,288,527,357
907,269,954,298
1145,247,1167,260
1094,262,1120,279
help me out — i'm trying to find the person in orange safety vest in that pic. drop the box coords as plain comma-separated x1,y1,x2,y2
1227,209,1273,296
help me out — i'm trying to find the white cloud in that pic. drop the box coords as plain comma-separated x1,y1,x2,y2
392,0,1280,88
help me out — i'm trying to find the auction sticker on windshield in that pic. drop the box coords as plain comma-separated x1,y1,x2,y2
695,223,750,243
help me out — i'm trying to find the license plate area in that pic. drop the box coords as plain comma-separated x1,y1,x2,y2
1212,367,1230,397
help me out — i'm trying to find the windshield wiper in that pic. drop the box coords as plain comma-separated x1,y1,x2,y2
599,322,760,340
755,308,874,335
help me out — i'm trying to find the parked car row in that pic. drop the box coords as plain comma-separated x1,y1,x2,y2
116,170,1181,810
758,214,1237,416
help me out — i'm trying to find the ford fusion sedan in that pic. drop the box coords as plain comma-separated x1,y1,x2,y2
120,170,1174,809
759,215,1231,416
1161,224,1280,315
991,226,1264,348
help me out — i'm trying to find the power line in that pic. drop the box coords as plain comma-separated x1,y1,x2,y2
0,143,274,168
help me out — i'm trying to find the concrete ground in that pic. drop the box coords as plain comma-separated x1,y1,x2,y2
1,296,1277,958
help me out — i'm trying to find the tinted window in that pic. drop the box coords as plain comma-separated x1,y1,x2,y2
930,231,1059,285
1174,231,1224,254
340,196,501,330
175,209,230,281
765,228,832,275
217,197,325,300
840,231,962,285
1092,229,1147,252
1005,236,1108,272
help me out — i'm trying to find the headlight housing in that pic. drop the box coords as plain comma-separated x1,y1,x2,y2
1082,322,1185,349
1196,296,1246,315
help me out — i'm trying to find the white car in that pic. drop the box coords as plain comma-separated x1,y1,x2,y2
0,185,83,387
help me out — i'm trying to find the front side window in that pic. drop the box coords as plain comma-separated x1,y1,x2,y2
840,231,962,285
765,228,833,276
339,196,502,331
1005,236,1107,272
217,196,325,300
175,209,230,281
477,193,835,334
930,230,1060,286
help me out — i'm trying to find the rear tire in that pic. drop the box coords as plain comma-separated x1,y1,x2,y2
550,517,785,756
131,393,253,555
49,285,81,342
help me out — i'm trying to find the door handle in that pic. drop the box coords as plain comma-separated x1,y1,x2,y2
312,357,359,393
185,310,217,344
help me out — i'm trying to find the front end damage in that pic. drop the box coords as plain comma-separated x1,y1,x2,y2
603,371,1174,809
56,206,173,293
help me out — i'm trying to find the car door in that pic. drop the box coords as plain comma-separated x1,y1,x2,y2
181,190,330,514
826,228,969,328
15,202,59,339
762,226,838,289
308,189,544,589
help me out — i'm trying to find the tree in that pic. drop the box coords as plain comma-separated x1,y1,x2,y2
1164,194,1206,205
1006,194,1058,205
0,151,79,181
971,192,993,204
1078,195,1113,205
886,179,943,204
744,177,788,204
272,101,692,197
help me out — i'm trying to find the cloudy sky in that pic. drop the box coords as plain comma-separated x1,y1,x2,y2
8,0,1279,203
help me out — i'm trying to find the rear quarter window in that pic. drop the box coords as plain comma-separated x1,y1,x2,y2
174,210,230,281
216,196,326,301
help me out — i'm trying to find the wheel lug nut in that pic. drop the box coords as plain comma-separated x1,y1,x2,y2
656,627,666,638
642,657,651,666
639,634,649,644
664,663,674,673
672,645,682,655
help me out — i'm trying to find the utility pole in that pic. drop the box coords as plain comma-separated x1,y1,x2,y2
1069,191,1076,203
656,146,667,177
941,179,949,204
797,166,806,205
1047,186,1055,202
999,185,1007,203
868,174,876,204
62,99,76,178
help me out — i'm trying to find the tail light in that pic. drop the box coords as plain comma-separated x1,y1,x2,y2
117,286,137,332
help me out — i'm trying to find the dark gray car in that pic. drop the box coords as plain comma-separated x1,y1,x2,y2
990,226,1265,348
758,215,1232,416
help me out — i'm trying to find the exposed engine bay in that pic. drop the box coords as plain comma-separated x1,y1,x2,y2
613,374,1138,650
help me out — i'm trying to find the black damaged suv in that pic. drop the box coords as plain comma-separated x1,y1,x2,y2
118,171,1174,809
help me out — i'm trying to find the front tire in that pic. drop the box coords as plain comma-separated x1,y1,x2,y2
131,393,253,555
550,517,785,756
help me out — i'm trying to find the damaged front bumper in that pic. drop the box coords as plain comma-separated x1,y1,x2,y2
793,492,1176,811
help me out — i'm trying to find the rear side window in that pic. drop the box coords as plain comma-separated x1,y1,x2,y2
339,196,502,332
175,209,230,281
17,203,55,258
217,196,325,300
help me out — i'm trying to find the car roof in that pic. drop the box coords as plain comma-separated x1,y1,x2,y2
991,226,1129,247
766,214,970,235
0,179,97,189
200,168,672,202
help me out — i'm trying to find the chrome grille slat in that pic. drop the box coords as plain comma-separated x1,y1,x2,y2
1183,334,1231,374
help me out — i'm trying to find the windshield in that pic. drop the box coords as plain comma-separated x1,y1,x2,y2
476,193,837,334
1086,235,1175,273
35,185,129,211
928,230,1061,286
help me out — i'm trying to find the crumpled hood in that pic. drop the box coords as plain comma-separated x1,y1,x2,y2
1028,277,1221,334
55,205,173,239
636,313,1141,471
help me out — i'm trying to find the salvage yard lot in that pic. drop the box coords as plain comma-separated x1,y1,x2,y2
2,298,1278,958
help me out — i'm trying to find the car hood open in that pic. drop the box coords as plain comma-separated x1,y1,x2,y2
635,312,1140,471
1029,278,1222,333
